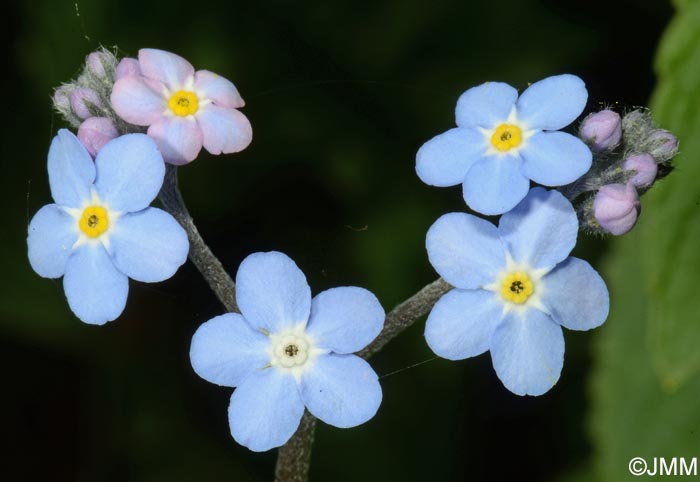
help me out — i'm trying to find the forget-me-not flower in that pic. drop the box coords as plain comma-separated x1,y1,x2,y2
416,75,592,215
27,129,189,325
111,48,252,165
424,188,608,396
190,251,385,452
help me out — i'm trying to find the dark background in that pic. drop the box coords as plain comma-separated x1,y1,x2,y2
1,0,673,481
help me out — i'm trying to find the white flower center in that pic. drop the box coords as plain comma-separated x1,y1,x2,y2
268,326,323,376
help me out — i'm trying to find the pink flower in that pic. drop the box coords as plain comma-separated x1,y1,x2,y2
111,49,252,165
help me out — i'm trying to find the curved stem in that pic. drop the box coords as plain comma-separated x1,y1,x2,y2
158,165,239,313
275,412,316,482
273,277,451,482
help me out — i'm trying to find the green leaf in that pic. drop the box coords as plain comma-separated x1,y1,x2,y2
589,2,700,480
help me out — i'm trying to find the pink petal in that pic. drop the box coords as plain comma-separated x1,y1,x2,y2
111,76,167,126
115,57,141,80
77,117,118,157
194,70,245,108
138,48,194,91
147,116,203,165
196,105,252,155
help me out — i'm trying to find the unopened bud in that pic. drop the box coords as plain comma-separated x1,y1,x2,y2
648,129,678,162
77,117,119,157
580,110,622,152
86,50,116,80
593,183,640,236
69,88,102,119
623,153,658,189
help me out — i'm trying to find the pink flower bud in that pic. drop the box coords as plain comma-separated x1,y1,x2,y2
115,57,141,80
649,129,678,161
593,183,640,236
580,110,622,151
70,88,102,119
53,86,72,112
86,50,116,80
77,117,118,157
623,153,658,188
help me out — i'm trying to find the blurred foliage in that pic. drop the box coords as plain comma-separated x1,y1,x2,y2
1,0,681,481
589,0,700,480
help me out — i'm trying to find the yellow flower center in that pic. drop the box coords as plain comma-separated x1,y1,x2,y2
491,124,522,152
501,271,534,304
168,90,199,116
78,205,110,238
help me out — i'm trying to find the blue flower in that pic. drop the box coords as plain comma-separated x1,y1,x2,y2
189,251,385,452
27,129,189,325
416,75,592,215
424,188,609,396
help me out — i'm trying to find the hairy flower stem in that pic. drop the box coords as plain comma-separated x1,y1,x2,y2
158,165,239,313
274,277,452,482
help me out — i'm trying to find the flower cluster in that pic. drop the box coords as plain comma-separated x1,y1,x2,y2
415,75,673,396
52,47,252,164
35,49,681,458
575,109,678,235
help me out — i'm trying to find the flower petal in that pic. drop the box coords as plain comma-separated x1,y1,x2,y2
425,289,503,360
109,208,188,283
490,308,564,396
455,82,518,129
426,212,505,289
27,204,78,278
416,127,485,187
190,313,270,387
516,74,587,131
110,76,166,126
306,287,384,354
228,368,304,452
94,134,165,213
235,251,311,333
194,70,245,108
48,129,95,208
138,48,194,91
498,188,578,270
147,117,203,165
300,354,381,428
462,154,530,215
196,105,252,155
521,131,592,186
540,257,609,331
63,244,128,325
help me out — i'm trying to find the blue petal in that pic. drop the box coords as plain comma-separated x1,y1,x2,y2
48,129,95,208
462,154,530,215
190,313,270,387
229,368,304,452
63,244,128,325
498,188,578,270
426,212,505,289
235,251,311,333
300,354,381,428
94,134,165,213
109,207,188,283
490,308,564,396
521,132,592,186
425,289,503,360
516,74,587,130
540,257,609,331
306,287,384,354
27,204,77,278
416,127,485,187
455,82,518,128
